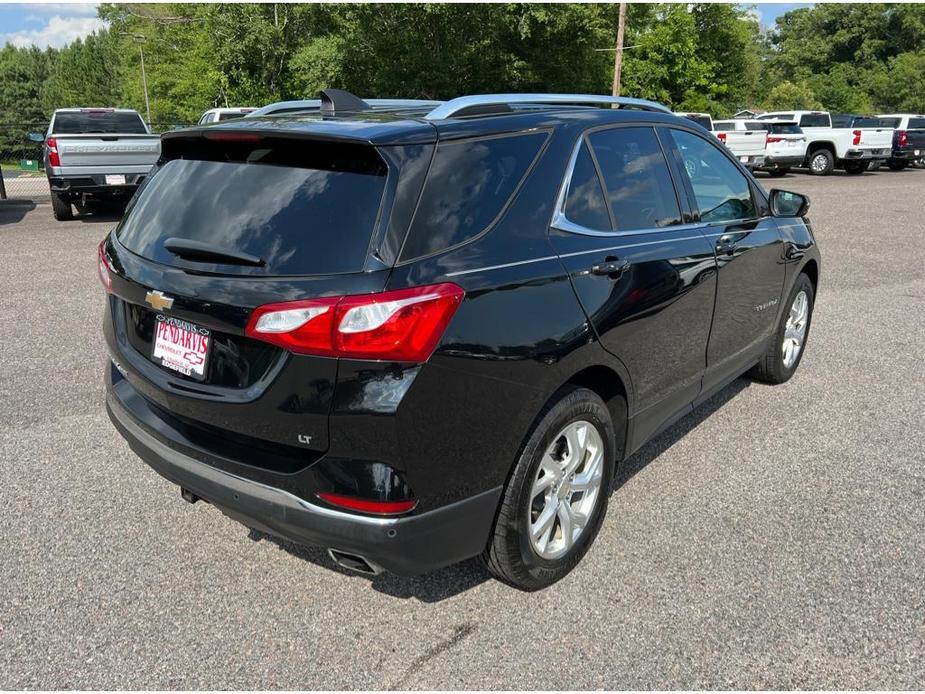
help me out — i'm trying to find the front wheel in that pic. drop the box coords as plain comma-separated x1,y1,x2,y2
483,386,616,590
749,273,815,384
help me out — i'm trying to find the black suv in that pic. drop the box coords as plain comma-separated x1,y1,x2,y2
103,91,820,590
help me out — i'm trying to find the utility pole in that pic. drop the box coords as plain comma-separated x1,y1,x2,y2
612,2,627,98
133,35,151,126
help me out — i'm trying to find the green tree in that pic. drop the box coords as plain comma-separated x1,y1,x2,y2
762,80,822,111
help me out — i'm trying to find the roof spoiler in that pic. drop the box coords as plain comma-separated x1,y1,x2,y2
320,89,371,116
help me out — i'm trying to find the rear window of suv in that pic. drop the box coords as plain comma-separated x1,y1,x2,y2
908,118,925,129
52,111,147,134
399,132,547,261
116,138,388,276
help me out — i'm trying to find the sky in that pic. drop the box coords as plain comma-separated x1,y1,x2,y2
0,2,815,50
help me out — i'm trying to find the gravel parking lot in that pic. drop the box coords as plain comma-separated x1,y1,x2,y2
1,169,923,689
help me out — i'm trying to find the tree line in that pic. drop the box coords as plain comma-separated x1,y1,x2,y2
1,2,923,153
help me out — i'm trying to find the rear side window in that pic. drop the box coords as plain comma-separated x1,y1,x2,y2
713,121,737,131
758,113,793,121
400,132,546,260
800,113,830,128
218,112,248,121
878,118,901,128
589,127,681,231
683,115,712,130
908,118,925,129
669,129,756,224
562,142,611,230
116,138,387,276
52,111,147,134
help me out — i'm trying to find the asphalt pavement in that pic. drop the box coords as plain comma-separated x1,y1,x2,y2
1,168,923,689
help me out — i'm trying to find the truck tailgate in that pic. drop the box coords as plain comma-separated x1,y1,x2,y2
720,131,767,158
857,128,893,151
54,134,161,170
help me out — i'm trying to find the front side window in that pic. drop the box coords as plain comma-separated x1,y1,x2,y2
588,127,681,231
669,129,756,224
400,132,547,260
562,142,611,230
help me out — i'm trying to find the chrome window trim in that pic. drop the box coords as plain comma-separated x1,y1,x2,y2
551,127,687,238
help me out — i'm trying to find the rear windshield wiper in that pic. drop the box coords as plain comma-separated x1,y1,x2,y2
163,238,265,267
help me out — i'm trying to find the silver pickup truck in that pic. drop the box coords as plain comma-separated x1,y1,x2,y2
36,108,161,220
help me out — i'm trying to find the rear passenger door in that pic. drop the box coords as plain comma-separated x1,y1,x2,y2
663,127,786,399
548,125,718,448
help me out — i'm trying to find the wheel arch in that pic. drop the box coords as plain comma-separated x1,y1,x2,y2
800,258,819,295
562,365,630,462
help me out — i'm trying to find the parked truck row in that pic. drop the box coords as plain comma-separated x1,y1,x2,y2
675,109,923,177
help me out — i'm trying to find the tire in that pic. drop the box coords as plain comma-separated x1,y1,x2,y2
768,168,789,177
749,273,815,385
844,161,868,175
50,192,73,221
887,160,909,171
807,149,834,176
483,386,617,590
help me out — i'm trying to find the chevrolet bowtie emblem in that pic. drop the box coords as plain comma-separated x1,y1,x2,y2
145,290,174,311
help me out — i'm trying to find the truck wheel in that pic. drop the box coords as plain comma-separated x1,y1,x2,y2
483,386,616,590
749,273,815,385
808,149,834,176
768,168,790,177
844,161,868,175
887,160,909,171
50,192,73,221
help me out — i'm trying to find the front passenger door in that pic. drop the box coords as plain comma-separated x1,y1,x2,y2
665,127,786,398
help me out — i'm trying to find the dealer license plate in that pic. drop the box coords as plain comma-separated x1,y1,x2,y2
105,174,126,185
152,314,211,380
739,156,749,163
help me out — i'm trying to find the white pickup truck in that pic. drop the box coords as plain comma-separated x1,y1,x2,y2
675,112,767,169
755,110,892,175
36,108,161,220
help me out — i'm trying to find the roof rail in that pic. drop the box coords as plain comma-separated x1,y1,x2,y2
424,94,672,120
248,98,443,118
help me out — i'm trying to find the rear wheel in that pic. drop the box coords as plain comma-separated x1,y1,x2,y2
844,161,869,175
483,386,616,590
887,160,909,171
749,273,815,384
50,192,73,221
807,149,834,176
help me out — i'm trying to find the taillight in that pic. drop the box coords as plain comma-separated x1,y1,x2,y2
898,130,908,147
97,238,113,292
852,129,862,146
47,137,60,167
717,132,727,144
316,492,418,516
246,283,465,362
766,136,784,143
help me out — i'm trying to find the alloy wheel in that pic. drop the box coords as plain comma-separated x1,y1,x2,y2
782,290,809,369
528,420,604,560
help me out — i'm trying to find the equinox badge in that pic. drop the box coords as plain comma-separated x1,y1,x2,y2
145,290,174,311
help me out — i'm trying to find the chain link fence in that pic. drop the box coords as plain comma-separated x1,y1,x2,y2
0,121,191,202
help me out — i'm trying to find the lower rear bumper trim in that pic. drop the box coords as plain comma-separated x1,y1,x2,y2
106,389,501,575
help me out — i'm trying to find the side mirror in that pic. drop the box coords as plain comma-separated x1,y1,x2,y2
769,189,810,217
27,132,45,142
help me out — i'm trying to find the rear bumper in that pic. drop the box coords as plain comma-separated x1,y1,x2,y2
49,173,146,198
759,154,804,170
890,148,924,160
842,148,889,161
106,383,502,575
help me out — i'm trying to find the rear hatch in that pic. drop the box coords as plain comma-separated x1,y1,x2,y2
51,109,161,171
897,117,925,153
103,129,405,472
749,121,806,156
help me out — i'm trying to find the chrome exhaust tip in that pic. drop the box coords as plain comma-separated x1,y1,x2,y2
327,548,384,576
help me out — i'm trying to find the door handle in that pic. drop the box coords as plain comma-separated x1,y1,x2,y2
715,234,738,255
590,257,629,278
